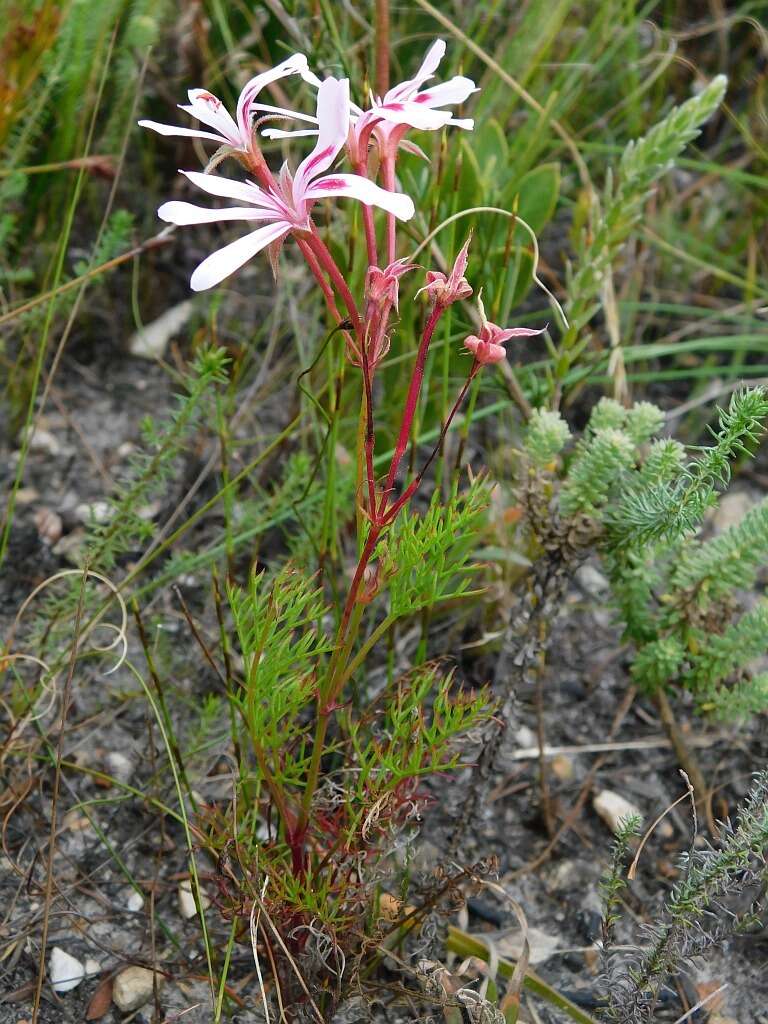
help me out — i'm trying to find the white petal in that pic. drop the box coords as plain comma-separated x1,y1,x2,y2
307,173,415,220
301,67,323,88
250,102,319,126
375,101,452,131
182,91,241,145
236,53,311,138
138,120,228,144
447,117,474,130
415,76,478,108
261,127,319,140
294,77,350,198
181,170,278,210
158,201,278,225
385,39,446,102
190,221,291,291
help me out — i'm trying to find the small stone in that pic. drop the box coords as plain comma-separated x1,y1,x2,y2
575,563,609,597
496,926,560,965
178,879,210,919
105,751,134,784
128,300,194,359
15,487,40,505
49,947,85,993
52,529,86,566
514,725,536,748
593,790,643,834
21,425,61,456
126,889,144,913
551,754,575,782
75,500,112,526
62,810,91,832
712,490,757,533
85,957,101,977
33,507,63,545
112,966,159,1012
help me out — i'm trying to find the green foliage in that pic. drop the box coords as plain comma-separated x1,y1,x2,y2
607,388,768,547
566,76,728,337
86,345,228,570
599,814,641,948
384,479,488,618
524,408,571,468
520,388,768,719
670,495,768,601
354,667,489,792
560,428,635,516
603,770,768,1021
227,565,333,785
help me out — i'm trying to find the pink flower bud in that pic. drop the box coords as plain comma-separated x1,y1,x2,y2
418,237,473,306
464,335,507,364
464,319,546,366
366,258,415,314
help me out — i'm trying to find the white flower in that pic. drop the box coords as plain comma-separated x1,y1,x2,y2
139,54,310,152
157,78,415,291
260,40,477,157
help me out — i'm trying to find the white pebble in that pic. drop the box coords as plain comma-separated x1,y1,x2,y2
75,500,112,525
126,889,144,912
178,879,210,919
593,790,643,834
21,426,61,456
128,300,194,359
105,751,134,784
85,957,102,977
112,966,159,1012
49,947,85,993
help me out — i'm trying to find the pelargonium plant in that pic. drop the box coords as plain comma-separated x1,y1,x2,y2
141,40,546,1013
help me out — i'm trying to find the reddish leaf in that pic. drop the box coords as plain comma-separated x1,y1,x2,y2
84,977,113,1020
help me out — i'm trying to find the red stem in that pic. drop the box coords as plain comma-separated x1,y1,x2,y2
338,524,382,642
305,229,363,340
354,159,379,268
296,237,343,322
380,154,397,266
374,0,390,97
383,363,480,524
379,301,445,516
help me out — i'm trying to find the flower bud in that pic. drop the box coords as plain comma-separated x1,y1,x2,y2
418,237,473,306
464,317,546,366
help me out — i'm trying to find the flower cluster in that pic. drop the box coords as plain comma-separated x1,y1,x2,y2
141,40,544,376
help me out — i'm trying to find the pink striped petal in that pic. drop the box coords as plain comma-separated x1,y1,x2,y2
249,102,319,125
374,101,453,131
495,326,547,343
294,78,350,199
138,120,228,145
158,202,279,226
190,221,291,291
415,76,477,108
306,173,415,220
181,90,241,146
235,54,311,140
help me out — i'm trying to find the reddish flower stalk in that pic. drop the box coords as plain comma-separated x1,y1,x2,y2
380,154,398,267
379,300,446,517
382,362,480,524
